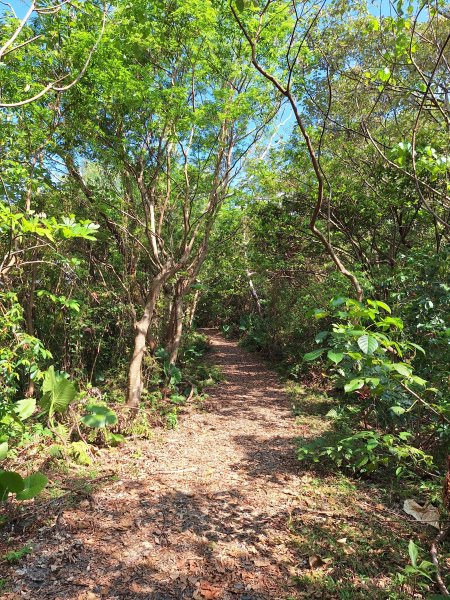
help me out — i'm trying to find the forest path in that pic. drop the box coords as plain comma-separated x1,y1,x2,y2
14,330,306,600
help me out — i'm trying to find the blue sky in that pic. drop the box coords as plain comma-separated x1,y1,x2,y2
0,0,30,18
1,0,407,19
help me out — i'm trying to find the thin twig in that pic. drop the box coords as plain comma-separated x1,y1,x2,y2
430,525,450,596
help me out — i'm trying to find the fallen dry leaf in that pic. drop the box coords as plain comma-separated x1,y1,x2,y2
308,554,325,569
193,581,222,599
403,499,440,529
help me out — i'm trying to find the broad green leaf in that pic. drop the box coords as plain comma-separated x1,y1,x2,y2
14,398,36,420
327,350,344,364
357,335,379,354
81,404,117,428
40,366,77,418
303,348,325,361
344,379,364,393
16,472,48,500
392,363,412,377
0,470,24,494
0,442,8,461
236,0,245,11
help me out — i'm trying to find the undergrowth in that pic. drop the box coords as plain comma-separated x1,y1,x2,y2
287,382,450,599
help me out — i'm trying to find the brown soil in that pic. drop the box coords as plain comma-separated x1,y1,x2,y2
5,330,305,599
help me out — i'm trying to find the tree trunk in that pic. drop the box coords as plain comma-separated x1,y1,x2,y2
127,275,165,408
25,263,37,397
187,289,200,329
168,291,184,365
246,268,263,316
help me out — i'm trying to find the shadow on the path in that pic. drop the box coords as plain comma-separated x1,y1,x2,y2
204,333,293,429
18,486,290,599
16,481,413,600
8,332,304,599
230,434,300,483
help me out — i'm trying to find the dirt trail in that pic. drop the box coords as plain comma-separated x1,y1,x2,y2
12,331,305,599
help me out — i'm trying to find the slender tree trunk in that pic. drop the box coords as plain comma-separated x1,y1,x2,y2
187,289,200,329
246,268,263,316
127,274,165,408
166,279,186,365
25,263,37,397
168,291,184,365
243,220,263,315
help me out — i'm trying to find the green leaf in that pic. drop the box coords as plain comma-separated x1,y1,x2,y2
381,316,403,330
236,0,245,11
169,365,182,386
368,16,380,30
374,300,391,313
357,335,379,354
325,409,339,419
390,405,405,415
303,348,326,361
315,330,329,343
344,379,364,393
0,442,8,461
108,433,125,446
16,472,48,500
14,398,36,420
327,350,344,364
40,366,77,418
408,342,426,355
330,296,347,308
408,540,419,567
347,351,362,360
81,404,117,428
0,470,24,495
378,66,391,82
411,375,427,387
392,363,412,377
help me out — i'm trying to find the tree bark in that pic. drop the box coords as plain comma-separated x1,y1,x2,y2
24,262,37,397
127,274,166,408
187,288,200,330
167,286,184,365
